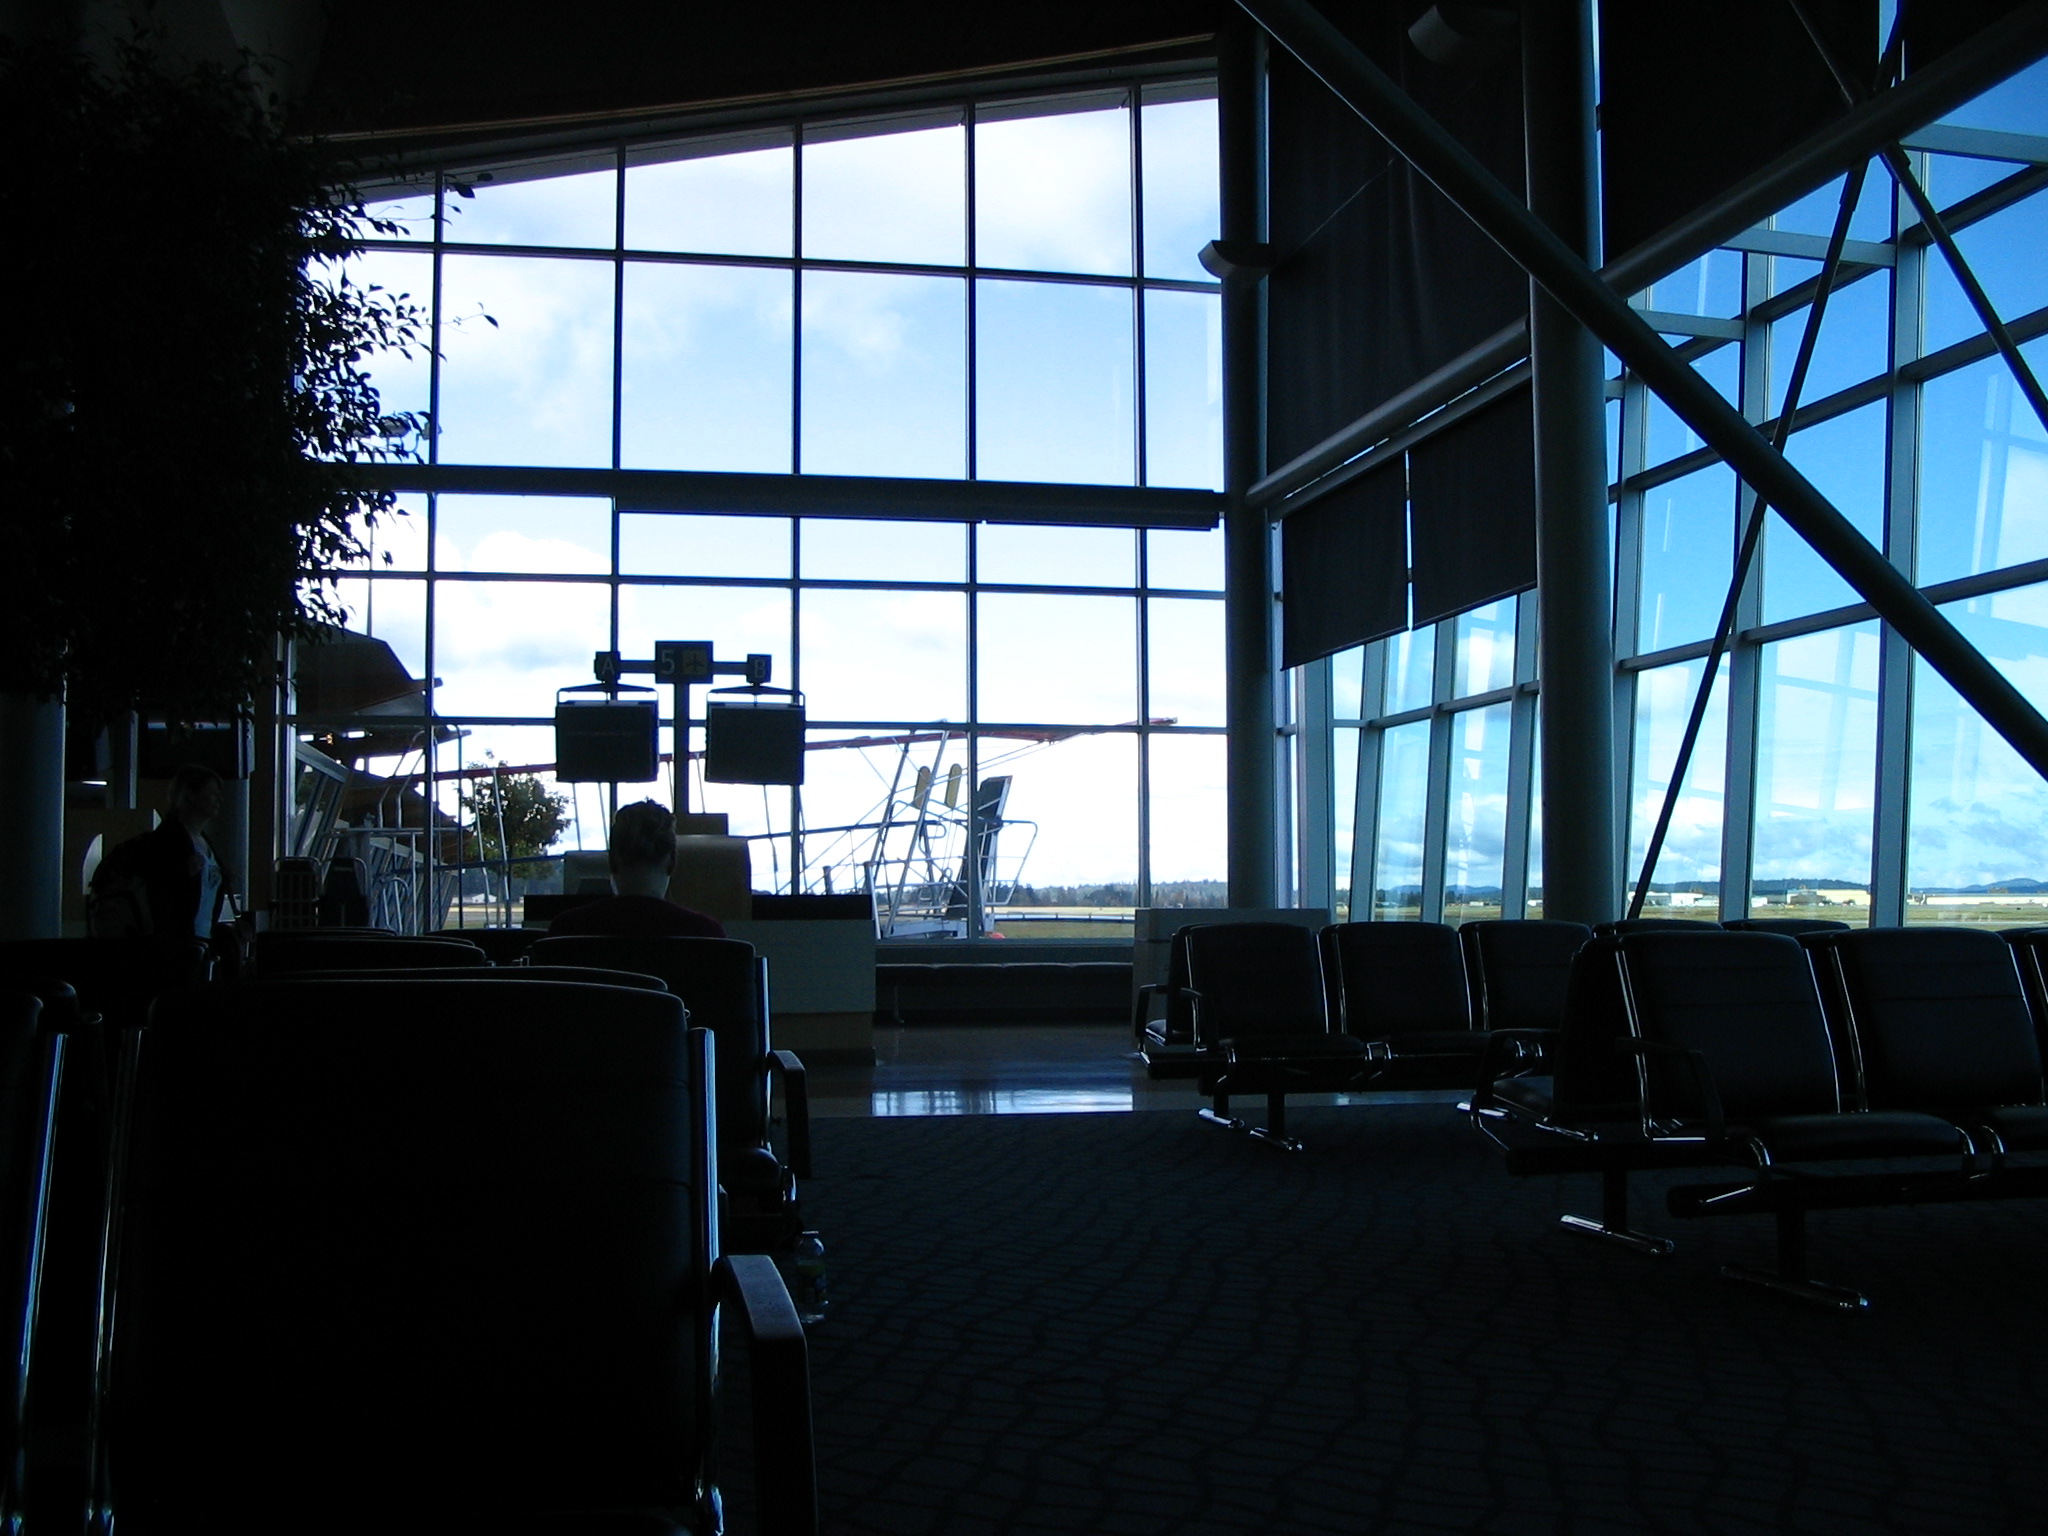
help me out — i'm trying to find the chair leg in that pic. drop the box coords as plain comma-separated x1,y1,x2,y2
1721,1207,1868,1310
1196,1091,1305,1152
1558,1167,1676,1256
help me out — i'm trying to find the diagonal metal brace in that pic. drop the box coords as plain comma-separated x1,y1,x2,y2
1235,0,2048,781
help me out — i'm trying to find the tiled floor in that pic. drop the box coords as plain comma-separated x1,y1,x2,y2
803,1023,1462,1118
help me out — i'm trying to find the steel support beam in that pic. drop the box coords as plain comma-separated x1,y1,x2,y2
1523,0,1618,924
1235,0,2048,780
1220,11,1279,905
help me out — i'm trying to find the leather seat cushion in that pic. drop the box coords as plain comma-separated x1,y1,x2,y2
1749,1109,1968,1162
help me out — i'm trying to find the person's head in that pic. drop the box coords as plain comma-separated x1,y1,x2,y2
166,763,225,835
608,800,677,897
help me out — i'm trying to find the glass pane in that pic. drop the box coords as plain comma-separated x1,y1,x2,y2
437,255,615,467
432,724,606,927
1908,584,2048,924
431,579,612,719
328,577,427,679
619,514,790,579
1768,270,1890,417
1938,57,2048,134
339,492,429,574
444,159,616,248
1146,527,1223,590
988,730,1138,892
1638,464,1735,652
1768,163,1893,243
1452,599,1515,697
1373,720,1431,919
800,518,964,583
1384,626,1436,713
802,116,965,266
1767,402,1887,624
1148,732,1227,889
1331,646,1366,719
800,271,965,478
1642,250,1742,317
1144,289,1223,489
1752,623,1880,913
977,593,1137,723
1141,91,1220,282
1627,659,1728,901
1526,713,1544,919
435,496,610,575
620,264,793,473
975,98,1131,276
360,186,434,242
624,132,793,256
798,589,966,720
330,249,433,458
617,585,792,679
1926,192,2048,356
1644,343,1738,467
975,280,1135,486
977,524,1134,587
1147,598,1224,728
1443,703,1510,927
1923,152,2016,211
1918,352,2048,585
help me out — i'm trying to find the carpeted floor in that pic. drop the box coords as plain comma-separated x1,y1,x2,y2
723,1103,2048,1534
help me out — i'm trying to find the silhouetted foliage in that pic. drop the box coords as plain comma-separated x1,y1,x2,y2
461,773,572,878
0,37,424,720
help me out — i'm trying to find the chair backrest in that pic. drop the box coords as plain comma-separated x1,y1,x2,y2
249,934,488,974
1458,920,1592,1032
1592,918,1723,938
1815,927,2043,1111
1725,917,1853,936
1548,936,1643,1123
1175,923,1327,1044
1318,921,1471,1038
1618,931,1841,1124
254,964,669,991
530,935,770,1146
105,980,714,1527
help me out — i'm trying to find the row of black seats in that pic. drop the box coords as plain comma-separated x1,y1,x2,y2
1472,923,2048,1309
1130,915,1805,1151
0,934,820,1533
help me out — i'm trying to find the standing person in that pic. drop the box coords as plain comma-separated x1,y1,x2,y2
89,763,232,938
546,799,727,938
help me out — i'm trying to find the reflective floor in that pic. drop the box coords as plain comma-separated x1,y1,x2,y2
804,1024,1463,1118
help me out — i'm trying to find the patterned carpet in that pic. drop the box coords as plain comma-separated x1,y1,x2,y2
723,1103,2048,1534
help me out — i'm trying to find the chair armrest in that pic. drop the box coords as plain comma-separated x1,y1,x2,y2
1616,1038,1724,1141
1132,982,1201,1043
716,1254,818,1536
1468,1028,1557,1112
767,1049,811,1179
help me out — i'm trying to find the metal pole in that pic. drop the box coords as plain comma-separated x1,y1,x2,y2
1233,0,2048,781
1524,0,1618,925
1220,10,1279,907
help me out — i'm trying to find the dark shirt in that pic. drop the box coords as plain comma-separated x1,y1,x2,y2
545,894,727,939
93,819,227,938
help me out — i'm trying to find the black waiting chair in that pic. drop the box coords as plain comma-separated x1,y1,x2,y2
260,964,669,991
1458,920,1592,1032
531,936,809,1251
249,933,489,974
1592,917,1722,938
1318,921,1495,1090
1617,930,1973,1305
1813,927,2048,1153
98,979,816,1534
1138,922,1370,1151
432,927,548,965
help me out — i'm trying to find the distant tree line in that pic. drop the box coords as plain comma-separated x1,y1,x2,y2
1005,880,1228,908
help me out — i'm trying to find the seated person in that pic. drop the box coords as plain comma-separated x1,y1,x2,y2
89,762,233,939
546,800,727,939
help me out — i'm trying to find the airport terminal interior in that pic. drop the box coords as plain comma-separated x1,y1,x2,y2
7,0,2048,1531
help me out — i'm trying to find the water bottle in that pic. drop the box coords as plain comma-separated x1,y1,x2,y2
789,1230,828,1326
